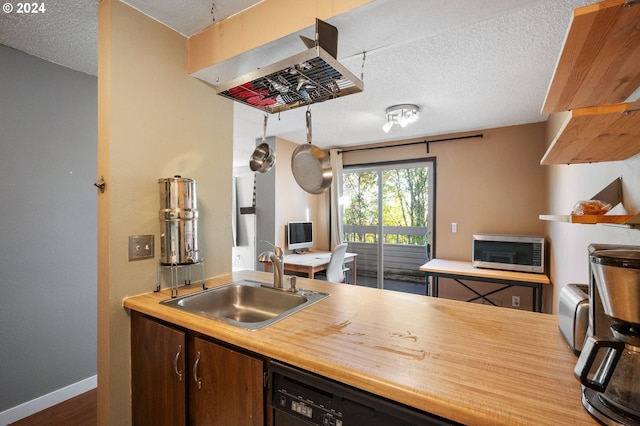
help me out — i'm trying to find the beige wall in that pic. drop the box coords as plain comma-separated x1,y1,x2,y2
275,137,330,252
342,122,548,310
98,1,232,424
343,123,547,257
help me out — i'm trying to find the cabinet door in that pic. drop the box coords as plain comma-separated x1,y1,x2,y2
190,337,264,426
131,312,187,426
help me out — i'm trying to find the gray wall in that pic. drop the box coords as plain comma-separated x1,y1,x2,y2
0,45,97,411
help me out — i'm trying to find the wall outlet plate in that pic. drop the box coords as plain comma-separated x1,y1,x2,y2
512,295,521,308
129,235,154,261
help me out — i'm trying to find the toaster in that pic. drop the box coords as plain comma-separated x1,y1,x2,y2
558,284,589,354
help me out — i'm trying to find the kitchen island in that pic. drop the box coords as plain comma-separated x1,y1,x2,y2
123,269,595,425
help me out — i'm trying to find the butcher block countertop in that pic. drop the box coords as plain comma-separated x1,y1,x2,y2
123,270,596,425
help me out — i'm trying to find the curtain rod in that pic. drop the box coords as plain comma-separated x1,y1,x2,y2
337,133,484,154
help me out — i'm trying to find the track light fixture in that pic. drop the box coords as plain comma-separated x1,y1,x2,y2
382,104,420,133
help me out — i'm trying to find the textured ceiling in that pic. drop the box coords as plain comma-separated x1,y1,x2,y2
0,0,99,75
0,0,596,167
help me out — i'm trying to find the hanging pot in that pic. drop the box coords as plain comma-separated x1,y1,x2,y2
250,114,275,173
291,110,332,194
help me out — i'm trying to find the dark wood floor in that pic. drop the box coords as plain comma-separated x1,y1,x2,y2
9,389,97,426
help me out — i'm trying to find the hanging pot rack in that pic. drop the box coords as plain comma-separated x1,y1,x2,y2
215,19,364,114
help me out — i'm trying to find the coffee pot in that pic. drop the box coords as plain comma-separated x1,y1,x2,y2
574,246,640,425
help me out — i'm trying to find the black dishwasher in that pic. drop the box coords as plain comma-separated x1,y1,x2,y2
270,361,458,426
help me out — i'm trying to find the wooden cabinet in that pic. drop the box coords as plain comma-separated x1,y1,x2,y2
190,336,265,425
131,311,187,426
541,0,640,165
131,312,266,426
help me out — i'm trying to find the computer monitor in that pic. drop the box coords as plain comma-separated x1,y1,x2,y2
287,221,313,253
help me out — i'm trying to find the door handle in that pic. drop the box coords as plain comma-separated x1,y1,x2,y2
173,344,183,382
193,351,202,389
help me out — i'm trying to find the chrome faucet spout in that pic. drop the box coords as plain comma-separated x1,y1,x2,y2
260,240,283,259
258,242,285,289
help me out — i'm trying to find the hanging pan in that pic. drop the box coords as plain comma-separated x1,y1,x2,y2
250,114,275,173
291,109,332,194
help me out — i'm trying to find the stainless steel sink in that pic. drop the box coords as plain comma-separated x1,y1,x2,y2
160,280,329,330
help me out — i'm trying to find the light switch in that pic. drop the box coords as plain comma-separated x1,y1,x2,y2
129,235,154,261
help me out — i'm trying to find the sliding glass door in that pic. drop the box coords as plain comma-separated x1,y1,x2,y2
342,160,434,292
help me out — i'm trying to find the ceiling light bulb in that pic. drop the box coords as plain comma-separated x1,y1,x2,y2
383,104,420,132
406,111,419,124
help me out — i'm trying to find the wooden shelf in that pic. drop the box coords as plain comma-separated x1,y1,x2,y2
540,0,640,165
539,214,634,224
540,103,640,165
541,0,640,114
539,177,640,228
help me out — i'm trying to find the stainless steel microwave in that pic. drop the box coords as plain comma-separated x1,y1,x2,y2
472,234,545,274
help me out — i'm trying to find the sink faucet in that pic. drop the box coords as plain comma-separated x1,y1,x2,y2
257,241,285,289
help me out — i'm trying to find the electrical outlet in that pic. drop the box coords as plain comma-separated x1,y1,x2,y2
512,295,521,308
129,235,154,261
451,223,458,233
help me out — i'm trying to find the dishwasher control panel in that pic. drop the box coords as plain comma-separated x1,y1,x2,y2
275,387,343,426
270,361,458,426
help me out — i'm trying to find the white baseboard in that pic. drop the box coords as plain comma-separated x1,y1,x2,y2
0,375,97,426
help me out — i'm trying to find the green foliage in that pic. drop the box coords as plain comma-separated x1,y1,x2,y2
343,166,429,245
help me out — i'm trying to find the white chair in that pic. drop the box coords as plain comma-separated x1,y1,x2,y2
323,243,349,283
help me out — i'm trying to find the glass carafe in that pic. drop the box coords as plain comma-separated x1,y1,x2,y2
575,327,640,421
601,341,640,418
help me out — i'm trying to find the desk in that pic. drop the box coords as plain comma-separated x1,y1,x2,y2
264,251,357,284
420,259,551,312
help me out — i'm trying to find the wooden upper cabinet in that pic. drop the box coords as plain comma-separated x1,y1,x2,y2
540,0,640,165
542,0,640,114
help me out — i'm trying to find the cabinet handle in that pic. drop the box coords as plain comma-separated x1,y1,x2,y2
173,344,183,382
193,351,202,389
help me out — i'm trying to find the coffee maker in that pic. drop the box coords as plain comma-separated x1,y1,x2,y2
574,244,640,425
